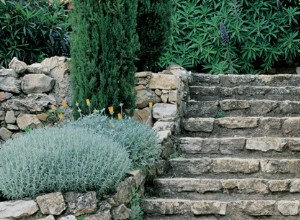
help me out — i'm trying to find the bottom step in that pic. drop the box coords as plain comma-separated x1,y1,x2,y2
142,198,300,219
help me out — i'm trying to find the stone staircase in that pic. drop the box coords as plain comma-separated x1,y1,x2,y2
142,74,300,219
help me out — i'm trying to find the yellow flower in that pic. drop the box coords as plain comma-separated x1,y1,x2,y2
75,101,79,107
51,105,56,110
86,99,91,106
117,113,122,119
149,101,153,108
108,106,114,114
62,101,67,108
58,113,64,120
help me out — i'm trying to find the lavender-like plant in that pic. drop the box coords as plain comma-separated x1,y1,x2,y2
220,21,230,43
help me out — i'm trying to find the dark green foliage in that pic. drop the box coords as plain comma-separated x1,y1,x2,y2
67,114,162,170
0,127,131,199
136,0,172,71
70,0,139,116
160,0,300,74
0,0,70,67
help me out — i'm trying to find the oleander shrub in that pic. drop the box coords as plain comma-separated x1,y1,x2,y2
0,126,131,199
67,114,162,170
160,0,300,74
0,0,70,67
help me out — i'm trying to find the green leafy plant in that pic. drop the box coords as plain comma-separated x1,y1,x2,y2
0,126,131,199
130,188,144,220
70,0,139,117
213,110,227,118
0,0,70,67
66,114,162,170
160,0,300,74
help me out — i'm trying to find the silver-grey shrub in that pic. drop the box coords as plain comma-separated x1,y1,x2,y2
0,126,131,200
67,114,162,170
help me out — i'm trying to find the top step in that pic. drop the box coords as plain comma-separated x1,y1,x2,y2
192,74,300,87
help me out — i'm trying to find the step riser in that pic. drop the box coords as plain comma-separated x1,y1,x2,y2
182,117,300,138
179,137,300,156
189,86,300,101
192,74,300,87
170,158,300,177
187,100,300,118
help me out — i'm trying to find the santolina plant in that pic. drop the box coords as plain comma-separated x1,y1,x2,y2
0,126,131,199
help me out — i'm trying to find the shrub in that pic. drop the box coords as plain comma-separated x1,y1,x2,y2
136,0,173,71
0,0,70,67
0,126,131,199
160,0,300,74
70,0,139,117
67,115,162,170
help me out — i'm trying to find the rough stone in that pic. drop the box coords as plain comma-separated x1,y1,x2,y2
221,179,238,189
0,69,18,77
149,74,179,90
0,111,5,120
219,100,250,110
283,118,300,136
260,117,282,131
7,124,19,131
128,170,146,187
0,200,38,218
0,127,13,141
64,191,97,216
84,210,111,220
5,111,16,124
261,159,300,174
155,89,162,96
287,138,300,151
212,158,260,174
158,130,172,144
27,63,44,74
58,215,76,220
16,114,42,130
9,57,27,74
290,180,300,192
246,137,286,152
161,93,169,103
234,200,275,216
113,177,135,205
153,103,177,119
111,204,130,220
171,158,212,175
0,92,13,102
296,67,300,75
269,180,290,192
21,74,55,94
37,215,56,220
142,199,191,215
191,201,227,215
136,89,161,108
168,65,190,82
168,90,178,103
135,71,152,78
180,138,219,154
250,100,278,114
277,200,299,216
0,76,20,93
219,138,245,154
132,108,152,126
36,192,66,215
183,118,214,132
153,121,175,132
217,117,258,129
237,179,268,194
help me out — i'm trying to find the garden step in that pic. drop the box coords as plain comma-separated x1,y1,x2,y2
182,117,300,138
142,198,300,218
191,73,300,87
187,100,300,118
152,178,300,200
189,86,300,101
170,157,300,178
179,137,300,156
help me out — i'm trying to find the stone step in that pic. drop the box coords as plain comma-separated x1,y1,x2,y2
179,137,300,156
170,157,300,178
142,198,300,218
191,73,300,87
189,86,300,101
182,117,300,138
152,178,300,200
187,100,300,118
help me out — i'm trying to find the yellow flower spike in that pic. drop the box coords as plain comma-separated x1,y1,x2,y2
58,113,64,120
62,101,67,108
86,99,91,106
51,105,56,110
149,101,153,108
75,101,79,107
108,106,114,114
117,113,122,120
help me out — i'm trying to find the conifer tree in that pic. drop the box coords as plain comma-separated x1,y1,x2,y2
136,0,172,71
70,0,139,116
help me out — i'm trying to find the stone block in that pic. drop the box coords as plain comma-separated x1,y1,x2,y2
261,159,300,174
36,192,66,215
237,179,268,194
64,191,97,216
9,57,27,74
277,200,299,216
246,137,286,152
136,89,161,108
191,201,227,215
0,76,20,93
217,117,258,129
16,114,42,130
212,158,260,174
149,74,179,90
268,180,290,192
21,74,55,94
0,200,38,218
283,118,300,136
183,118,214,132
290,179,300,192
234,200,275,216
219,100,250,110
0,127,13,141
111,204,130,220
153,103,177,119
5,111,16,124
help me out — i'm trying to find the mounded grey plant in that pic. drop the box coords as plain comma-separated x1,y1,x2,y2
67,114,162,170
0,126,131,200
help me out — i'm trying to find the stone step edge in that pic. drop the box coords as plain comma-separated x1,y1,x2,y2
142,198,300,216
153,177,300,194
179,137,300,153
170,157,300,175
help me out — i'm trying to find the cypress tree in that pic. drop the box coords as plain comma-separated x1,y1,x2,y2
70,0,139,116
136,0,172,71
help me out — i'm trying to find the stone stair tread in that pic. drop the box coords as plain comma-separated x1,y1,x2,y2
142,198,300,217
